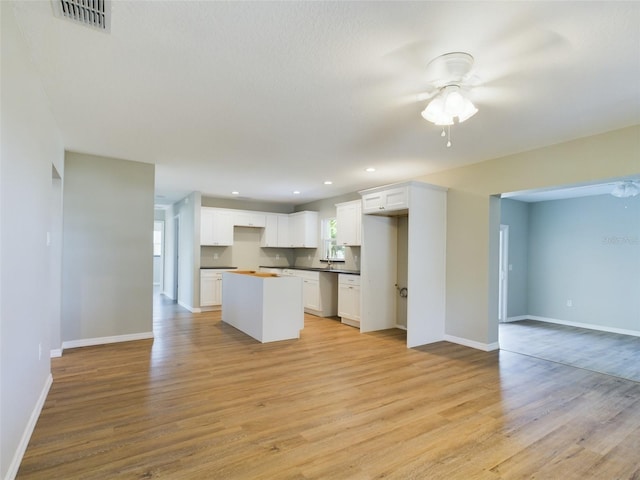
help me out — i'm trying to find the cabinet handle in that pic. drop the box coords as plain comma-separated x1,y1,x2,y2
379,206,384,210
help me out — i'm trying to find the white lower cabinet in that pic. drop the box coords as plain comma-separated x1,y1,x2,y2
200,269,229,308
338,274,360,328
302,277,320,311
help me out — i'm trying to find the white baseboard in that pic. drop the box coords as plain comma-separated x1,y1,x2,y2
50,348,62,358
444,334,500,352
527,316,640,338
395,324,407,331
504,315,529,323
178,301,201,313
61,331,154,351
5,373,53,480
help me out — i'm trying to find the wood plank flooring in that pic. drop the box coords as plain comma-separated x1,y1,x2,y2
17,298,640,479
500,320,640,382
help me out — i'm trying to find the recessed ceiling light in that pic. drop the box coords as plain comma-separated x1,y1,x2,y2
293,190,301,195
324,180,333,185
365,167,376,172
231,191,240,195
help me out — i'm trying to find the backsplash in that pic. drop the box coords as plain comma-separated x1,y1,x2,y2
200,227,360,271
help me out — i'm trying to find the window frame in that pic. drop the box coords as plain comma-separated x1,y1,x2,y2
321,217,345,262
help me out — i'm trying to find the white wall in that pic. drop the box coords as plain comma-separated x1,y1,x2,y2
0,3,64,478
61,152,155,344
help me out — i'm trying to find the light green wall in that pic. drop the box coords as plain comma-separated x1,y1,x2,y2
420,125,640,345
528,194,639,330
62,152,155,341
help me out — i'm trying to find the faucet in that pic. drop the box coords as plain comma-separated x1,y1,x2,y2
326,256,332,269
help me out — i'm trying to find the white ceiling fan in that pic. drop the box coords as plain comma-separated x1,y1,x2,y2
416,52,481,146
611,180,640,198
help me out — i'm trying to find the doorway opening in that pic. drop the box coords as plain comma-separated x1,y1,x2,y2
153,221,164,294
495,178,640,381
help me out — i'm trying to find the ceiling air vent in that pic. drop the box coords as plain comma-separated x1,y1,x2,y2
52,0,111,32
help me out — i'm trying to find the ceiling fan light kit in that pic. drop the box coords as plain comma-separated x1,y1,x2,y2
611,181,640,198
421,52,478,147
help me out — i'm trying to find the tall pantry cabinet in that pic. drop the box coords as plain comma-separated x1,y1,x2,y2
358,181,447,348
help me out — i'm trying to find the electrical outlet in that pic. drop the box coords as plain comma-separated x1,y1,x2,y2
276,254,280,260
213,253,219,259
566,299,573,307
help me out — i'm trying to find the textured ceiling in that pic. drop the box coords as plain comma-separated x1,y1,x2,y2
11,1,640,205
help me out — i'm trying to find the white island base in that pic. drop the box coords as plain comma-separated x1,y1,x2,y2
222,271,304,343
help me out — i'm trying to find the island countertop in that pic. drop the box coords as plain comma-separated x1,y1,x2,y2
258,265,360,275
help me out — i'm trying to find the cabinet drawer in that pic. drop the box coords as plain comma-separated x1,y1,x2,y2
338,274,360,286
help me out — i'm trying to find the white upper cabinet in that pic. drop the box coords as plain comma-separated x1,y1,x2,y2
261,214,278,247
336,200,361,246
288,211,318,248
234,211,266,228
277,214,290,247
361,185,408,214
201,208,233,246
202,207,317,248
261,214,290,248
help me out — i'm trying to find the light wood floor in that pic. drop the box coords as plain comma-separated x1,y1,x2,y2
500,320,640,383
18,298,640,479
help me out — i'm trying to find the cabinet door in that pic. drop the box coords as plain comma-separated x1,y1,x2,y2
213,274,223,306
338,283,352,318
201,272,224,306
336,201,361,246
303,279,320,311
288,213,302,247
200,273,216,306
261,214,278,247
277,214,290,247
234,211,266,227
351,285,361,321
362,192,384,214
383,187,408,211
211,210,234,246
339,284,360,321
200,208,216,245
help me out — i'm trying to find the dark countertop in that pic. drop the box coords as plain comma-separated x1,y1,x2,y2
259,265,360,275
200,266,237,269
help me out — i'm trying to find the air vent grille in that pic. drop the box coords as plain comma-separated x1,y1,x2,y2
53,0,111,32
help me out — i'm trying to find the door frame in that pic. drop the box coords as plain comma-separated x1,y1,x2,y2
498,224,509,322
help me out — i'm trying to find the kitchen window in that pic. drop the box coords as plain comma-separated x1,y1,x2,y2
322,218,345,261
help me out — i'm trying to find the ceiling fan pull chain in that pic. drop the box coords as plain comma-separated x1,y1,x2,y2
441,127,446,137
447,125,452,147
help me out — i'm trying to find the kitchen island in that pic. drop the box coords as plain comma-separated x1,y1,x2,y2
222,271,303,343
